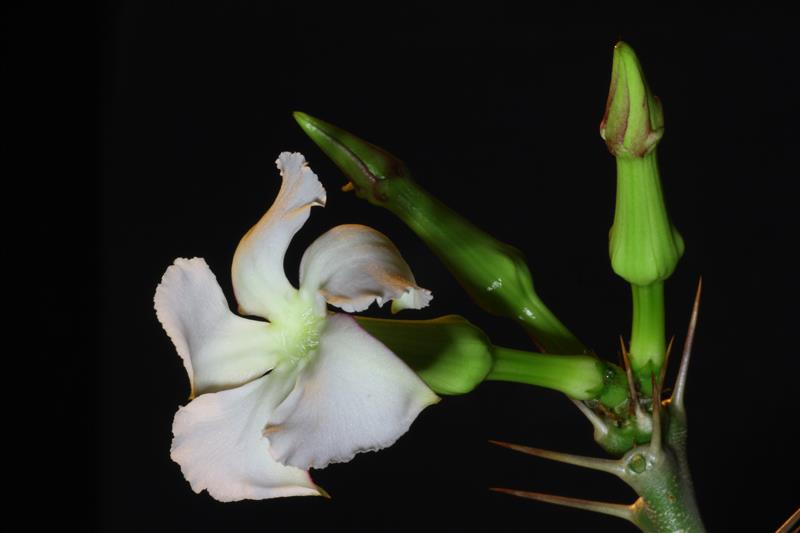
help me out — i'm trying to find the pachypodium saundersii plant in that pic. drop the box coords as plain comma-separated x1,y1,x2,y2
153,40,746,532
292,42,708,532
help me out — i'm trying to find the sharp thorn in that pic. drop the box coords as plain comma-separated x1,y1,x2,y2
490,487,635,522
650,373,662,455
571,399,610,438
662,335,675,386
775,506,800,533
671,277,703,411
490,440,624,475
619,336,640,415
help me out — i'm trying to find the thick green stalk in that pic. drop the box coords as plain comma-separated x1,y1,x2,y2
487,347,606,400
630,281,665,392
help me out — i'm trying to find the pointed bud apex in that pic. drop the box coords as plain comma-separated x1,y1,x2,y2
600,42,664,158
293,111,409,206
356,315,493,395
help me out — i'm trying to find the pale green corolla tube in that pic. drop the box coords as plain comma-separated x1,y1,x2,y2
601,42,684,388
357,315,629,404
295,111,586,356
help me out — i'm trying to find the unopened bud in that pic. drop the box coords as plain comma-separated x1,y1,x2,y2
602,42,684,285
600,42,664,158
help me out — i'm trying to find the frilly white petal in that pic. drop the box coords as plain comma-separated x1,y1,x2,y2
267,314,440,469
155,257,280,397
299,224,432,313
232,152,326,320
170,371,322,502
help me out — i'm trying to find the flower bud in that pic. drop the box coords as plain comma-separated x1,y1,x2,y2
296,111,587,355
600,41,664,158
293,111,409,207
601,42,684,285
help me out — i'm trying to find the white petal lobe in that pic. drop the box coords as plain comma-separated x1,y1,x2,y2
299,224,432,313
232,152,326,320
155,257,280,397
267,314,439,469
170,371,320,501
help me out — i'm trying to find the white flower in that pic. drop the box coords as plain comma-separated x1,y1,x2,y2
155,152,438,501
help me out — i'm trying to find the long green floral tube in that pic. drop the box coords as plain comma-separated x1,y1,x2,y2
358,315,629,404
295,111,586,356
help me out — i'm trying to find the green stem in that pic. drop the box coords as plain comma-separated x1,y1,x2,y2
630,281,665,393
487,346,608,400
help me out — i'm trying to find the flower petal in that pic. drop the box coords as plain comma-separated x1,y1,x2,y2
232,152,326,320
267,314,440,469
299,224,432,313
170,370,322,501
155,257,280,397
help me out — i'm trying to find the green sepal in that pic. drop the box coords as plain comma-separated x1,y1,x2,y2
355,315,493,395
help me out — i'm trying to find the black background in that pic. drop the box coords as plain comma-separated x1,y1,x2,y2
15,3,797,532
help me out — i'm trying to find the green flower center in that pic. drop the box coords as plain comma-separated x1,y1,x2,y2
271,291,325,365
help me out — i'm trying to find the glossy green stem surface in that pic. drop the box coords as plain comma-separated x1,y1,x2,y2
630,281,665,392
487,346,606,400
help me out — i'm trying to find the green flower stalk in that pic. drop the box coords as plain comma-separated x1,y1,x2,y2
358,314,630,404
602,42,684,386
294,111,586,356
486,348,606,400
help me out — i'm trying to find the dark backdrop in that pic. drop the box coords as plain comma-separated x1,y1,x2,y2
18,3,797,532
